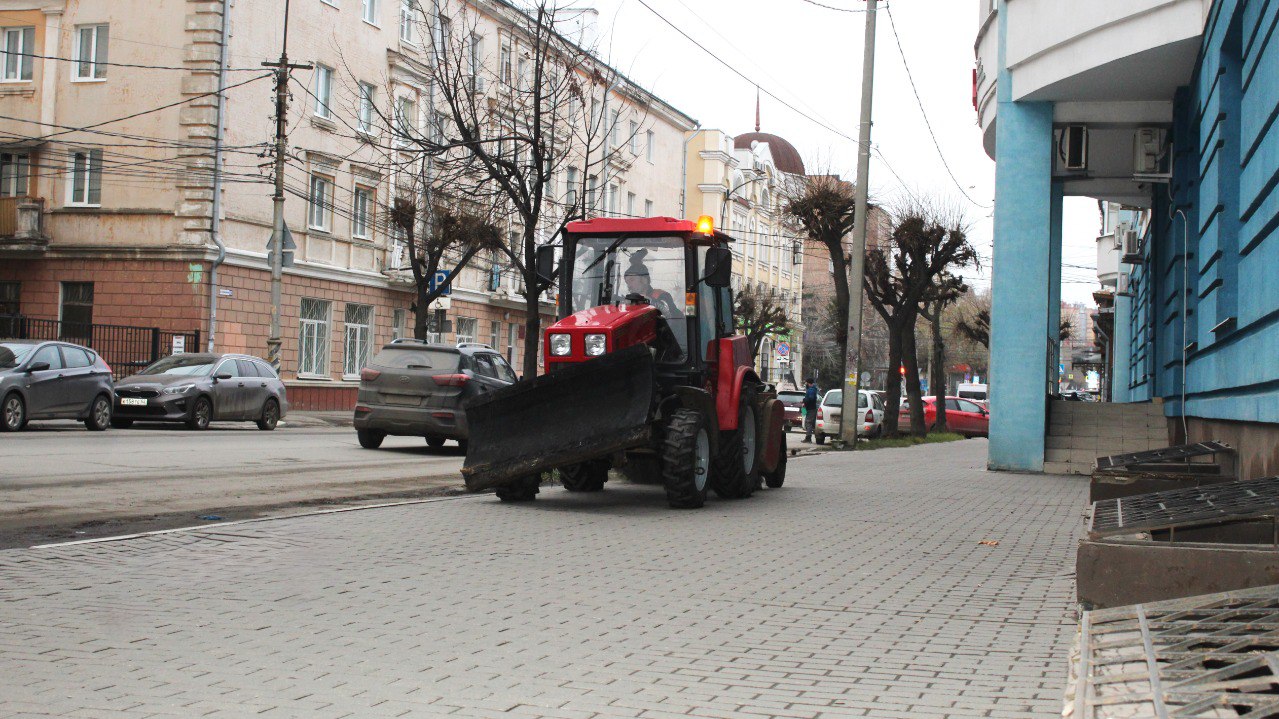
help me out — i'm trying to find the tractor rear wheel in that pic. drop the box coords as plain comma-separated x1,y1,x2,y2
496,474,541,502
763,432,787,488
560,460,608,492
711,385,761,499
662,409,711,509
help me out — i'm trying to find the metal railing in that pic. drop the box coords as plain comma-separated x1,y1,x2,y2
0,315,200,374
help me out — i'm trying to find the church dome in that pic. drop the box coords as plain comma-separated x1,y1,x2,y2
733,132,806,176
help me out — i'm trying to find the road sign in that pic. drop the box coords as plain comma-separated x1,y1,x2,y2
775,341,790,358
171,336,185,355
429,269,453,296
265,222,296,268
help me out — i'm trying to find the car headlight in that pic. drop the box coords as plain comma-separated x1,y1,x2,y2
163,383,196,395
584,334,607,356
549,333,571,356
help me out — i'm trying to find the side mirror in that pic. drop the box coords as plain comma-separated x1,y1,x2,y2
535,245,556,287
26,361,50,373
704,246,732,288
213,372,233,381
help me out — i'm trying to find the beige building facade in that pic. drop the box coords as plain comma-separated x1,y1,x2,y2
0,0,694,408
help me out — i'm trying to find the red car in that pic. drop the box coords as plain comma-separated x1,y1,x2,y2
897,396,989,437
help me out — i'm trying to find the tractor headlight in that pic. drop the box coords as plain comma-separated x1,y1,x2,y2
549,333,572,356
584,334,607,356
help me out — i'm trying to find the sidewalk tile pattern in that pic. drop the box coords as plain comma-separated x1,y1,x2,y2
0,440,1087,718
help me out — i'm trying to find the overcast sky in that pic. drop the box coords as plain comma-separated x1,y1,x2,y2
588,0,1102,306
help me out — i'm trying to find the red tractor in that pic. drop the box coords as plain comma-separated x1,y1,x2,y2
461,216,788,508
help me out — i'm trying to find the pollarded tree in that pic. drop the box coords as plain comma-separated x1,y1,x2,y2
734,284,791,360
785,174,859,364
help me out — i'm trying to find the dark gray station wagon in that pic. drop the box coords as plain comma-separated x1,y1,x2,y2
354,341,516,450
113,353,288,430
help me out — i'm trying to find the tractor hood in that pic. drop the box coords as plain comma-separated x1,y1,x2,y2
544,304,661,369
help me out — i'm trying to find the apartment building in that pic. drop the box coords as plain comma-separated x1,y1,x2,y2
0,0,695,409
683,129,806,386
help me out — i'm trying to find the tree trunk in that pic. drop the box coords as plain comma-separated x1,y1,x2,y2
829,241,850,356
521,290,540,379
902,317,927,437
930,311,947,433
414,284,431,341
881,323,903,436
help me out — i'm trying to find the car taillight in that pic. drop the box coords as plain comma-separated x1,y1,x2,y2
865,410,873,423
360,368,381,382
432,374,470,387
817,407,824,419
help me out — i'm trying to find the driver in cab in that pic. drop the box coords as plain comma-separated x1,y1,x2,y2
623,261,680,318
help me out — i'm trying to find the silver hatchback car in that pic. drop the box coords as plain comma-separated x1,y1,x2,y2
0,340,115,432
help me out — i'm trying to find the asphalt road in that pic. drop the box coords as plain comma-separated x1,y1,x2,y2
0,421,465,547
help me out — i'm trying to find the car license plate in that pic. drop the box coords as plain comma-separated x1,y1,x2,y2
121,397,148,406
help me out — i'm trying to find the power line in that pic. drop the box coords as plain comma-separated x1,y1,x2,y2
882,6,989,209
795,0,875,12
4,50,265,73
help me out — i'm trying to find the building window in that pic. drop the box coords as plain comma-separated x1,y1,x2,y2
646,130,654,162
489,320,500,348
0,281,19,316
499,43,511,85
455,317,477,344
60,282,93,341
396,96,415,137
357,82,375,134
313,65,333,119
392,308,407,340
352,185,373,239
362,0,378,24
610,109,619,144
627,192,636,217
399,0,415,42
566,166,579,207
299,298,331,377
607,183,618,215
1,27,34,81
516,57,528,91
467,33,481,90
432,12,450,61
427,308,444,343
506,323,517,365
0,153,29,196
629,120,639,154
308,174,333,232
66,149,102,206
343,303,373,378
586,174,597,209
73,25,107,80
644,199,653,216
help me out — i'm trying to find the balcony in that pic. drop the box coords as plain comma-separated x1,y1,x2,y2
0,196,47,252
975,0,1205,158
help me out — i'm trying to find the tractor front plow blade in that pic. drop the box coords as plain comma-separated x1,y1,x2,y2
461,345,656,491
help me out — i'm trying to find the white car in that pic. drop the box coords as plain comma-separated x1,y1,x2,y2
815,389,884,443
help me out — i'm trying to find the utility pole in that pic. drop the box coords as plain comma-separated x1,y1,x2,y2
261,0,311,372
840,0,877,447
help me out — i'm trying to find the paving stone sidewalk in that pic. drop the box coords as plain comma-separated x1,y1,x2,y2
0,440,1088,719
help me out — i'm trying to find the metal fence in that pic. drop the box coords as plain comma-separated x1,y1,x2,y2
0,315,200,374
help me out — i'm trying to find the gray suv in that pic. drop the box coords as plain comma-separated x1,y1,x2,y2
113,353,288,431
0,340,115,432
354,341,517,450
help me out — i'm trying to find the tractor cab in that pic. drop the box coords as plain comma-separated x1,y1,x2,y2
538,216,734,382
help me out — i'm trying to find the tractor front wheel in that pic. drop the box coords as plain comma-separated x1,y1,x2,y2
496,474,541,502
711,385,761,499
662,409,711,509
560,461,608,492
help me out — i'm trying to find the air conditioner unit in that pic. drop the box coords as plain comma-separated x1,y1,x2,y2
1120,228,1143,264
1061,125,1088,171
1117,272,1133,297
1112,221,1129,250
1133,127,1169,178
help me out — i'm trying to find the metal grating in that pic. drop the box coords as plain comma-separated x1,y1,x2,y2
1096,441,1233,473
1089,476,1279,539
1066,584,1279,718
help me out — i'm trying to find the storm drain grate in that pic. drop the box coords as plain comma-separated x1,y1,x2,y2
1095,441,1233,473
1088,476,1279,539
1066,584,1279,718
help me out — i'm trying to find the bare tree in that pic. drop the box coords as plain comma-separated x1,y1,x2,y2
785,175,859,364
955,298,1073,348
865,201,978,437
918,271,968,433
734,284,791,360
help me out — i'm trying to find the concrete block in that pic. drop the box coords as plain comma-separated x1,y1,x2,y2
1043,461,1074,474
1045,448,1070,463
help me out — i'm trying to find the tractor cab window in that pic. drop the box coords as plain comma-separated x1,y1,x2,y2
572,235,688,361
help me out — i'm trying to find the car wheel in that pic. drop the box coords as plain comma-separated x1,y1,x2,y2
186,396,212,431
560,460,608,492
357,429,385,449
110,418,134,429
425,435,446,449
256,398,280,431
815,432,826,445
662,408,711,509
1,392,25,432
495,474,540,502
84,394,111,431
